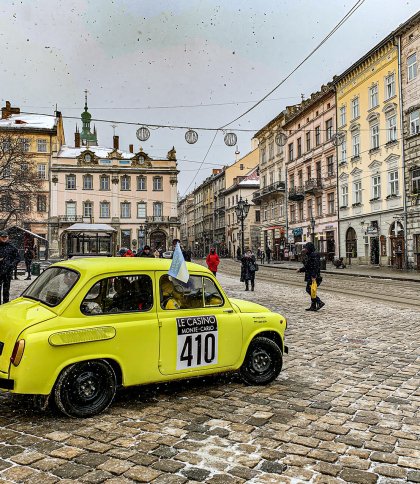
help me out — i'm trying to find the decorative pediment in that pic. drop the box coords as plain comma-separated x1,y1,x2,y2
350,167,362,178
368,159,382,171
107,149,123,160
367,112,379,123
132,148,152,167
383,102,397,114
77,149,98,166
350,122,360,132
384,154,399,168
339,172,349,182
167,146,177,161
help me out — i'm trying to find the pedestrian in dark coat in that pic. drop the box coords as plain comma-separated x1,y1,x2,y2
24,247,34,280
206,247,220,276
297,242,325,311
0,230,21,304
240,250,257,291
136,245,155,258
265,246,272,264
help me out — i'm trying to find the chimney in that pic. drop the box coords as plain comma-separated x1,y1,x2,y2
113,135,119,150
1,101,20,119
129,144,134,153
75,131,81,148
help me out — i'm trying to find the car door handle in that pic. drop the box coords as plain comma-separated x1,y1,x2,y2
223,309,233,313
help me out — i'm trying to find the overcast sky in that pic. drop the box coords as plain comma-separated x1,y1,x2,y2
1,0,419,194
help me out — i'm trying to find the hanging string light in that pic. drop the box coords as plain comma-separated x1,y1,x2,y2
185,129,198,144
331,131,346,146
136,126,150,142
224,132,237,146
275,131,288,146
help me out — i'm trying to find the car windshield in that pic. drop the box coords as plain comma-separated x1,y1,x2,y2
22,267,79,307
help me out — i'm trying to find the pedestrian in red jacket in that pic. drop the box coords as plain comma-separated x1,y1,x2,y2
206,247,220,276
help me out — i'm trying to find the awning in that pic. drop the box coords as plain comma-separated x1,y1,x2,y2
9,226,48,243
264,225,285,231
64,223,116,233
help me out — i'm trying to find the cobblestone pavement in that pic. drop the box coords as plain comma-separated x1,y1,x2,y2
0,271,419,483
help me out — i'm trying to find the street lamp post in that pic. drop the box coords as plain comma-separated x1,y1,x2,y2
235,197,250,257
310,215,315,244
139,222,149,249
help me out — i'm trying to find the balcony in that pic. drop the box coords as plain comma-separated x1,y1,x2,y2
253,181,286,202
146,215,180,225
288,186,305,201
58,215,83,223
304,178,322,194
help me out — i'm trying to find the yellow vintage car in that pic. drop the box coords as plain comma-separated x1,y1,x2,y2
0,258,287,417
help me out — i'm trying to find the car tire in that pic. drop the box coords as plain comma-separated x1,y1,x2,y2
239,336,282,385
53,360,117,418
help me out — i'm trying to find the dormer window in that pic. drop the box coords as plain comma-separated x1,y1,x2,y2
84,153,92,162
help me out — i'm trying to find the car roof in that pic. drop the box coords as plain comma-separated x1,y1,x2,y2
53,257,210,274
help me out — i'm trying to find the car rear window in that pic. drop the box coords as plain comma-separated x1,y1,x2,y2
81,274,153,315
23,267,79,307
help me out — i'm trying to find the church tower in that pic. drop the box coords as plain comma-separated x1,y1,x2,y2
78,90,98,146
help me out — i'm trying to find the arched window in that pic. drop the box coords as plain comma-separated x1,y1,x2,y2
346,227,357,258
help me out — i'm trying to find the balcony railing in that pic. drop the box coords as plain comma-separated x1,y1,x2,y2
146,215,180,224
253,181,286,202
58,215,83,223
288,186,305,201
304,178,322,193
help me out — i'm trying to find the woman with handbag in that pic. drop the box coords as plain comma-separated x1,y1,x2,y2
240,249,258,291
297,242,325,311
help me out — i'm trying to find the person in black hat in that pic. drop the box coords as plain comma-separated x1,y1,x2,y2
297,241,325,311
0,230,21,304
136,245,154,258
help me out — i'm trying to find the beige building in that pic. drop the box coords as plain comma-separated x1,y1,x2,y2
0,101,65,257
283,86,338,260
49,123,179,257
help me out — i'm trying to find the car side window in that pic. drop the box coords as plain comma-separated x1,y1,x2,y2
81,274,153,315
160,275,223,310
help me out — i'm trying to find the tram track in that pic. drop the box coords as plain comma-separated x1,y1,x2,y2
203,260,420,310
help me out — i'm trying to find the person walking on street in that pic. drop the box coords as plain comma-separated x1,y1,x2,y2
137,245,155,258
0,231,20,304
240,249,257,291
260,250,265,265
24,247,34,280
297,241,325,311
206,247,220,276
236,246,241,261
265,246,272,264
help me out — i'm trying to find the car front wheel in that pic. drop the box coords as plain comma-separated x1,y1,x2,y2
240,336,282,385
53,360,117,418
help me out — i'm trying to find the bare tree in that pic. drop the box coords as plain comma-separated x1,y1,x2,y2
0,133,43,228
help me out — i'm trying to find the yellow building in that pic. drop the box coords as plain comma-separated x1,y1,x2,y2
334,35,403,266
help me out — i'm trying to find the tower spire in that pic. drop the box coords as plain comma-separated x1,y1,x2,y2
84,89,88,112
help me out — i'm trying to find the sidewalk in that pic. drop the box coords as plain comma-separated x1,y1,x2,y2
258,259,420,283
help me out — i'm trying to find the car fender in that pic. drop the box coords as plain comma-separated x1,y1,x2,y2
238,324,285,368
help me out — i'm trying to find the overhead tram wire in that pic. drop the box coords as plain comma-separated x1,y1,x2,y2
182,0,366,196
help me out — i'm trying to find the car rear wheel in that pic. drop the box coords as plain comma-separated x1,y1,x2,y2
53,360,116,418
240,336,282,385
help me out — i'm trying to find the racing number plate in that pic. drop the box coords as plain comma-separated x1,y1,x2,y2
176,315,218,370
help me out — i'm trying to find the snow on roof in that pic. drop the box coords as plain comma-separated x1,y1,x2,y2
64,223,116,232
58,145,134,160
0,113,57,130
239,166,259,185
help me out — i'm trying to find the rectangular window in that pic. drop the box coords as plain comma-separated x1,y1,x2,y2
66,174,76,189
385,73,395,99
261,147,266,164
121,202,131,218
340,139,347,164
100,176,110,191
37,164,46,179
351,97,359,119
121,176,131,191
290,204,296,223
269,141,274,159
315,126,321,146
369,84,379,108
20,138,30,152
327,192,335,214
341,185,348,207
83,175,93,190
325,118,333,140
137,202,146,218
153,177,163,191
19,195,30,212
412,168,420,193
372,175,381,199
327,156,334,177
255,210,260,222
83,202,93,218
306,165,311,180
371,124,379,149
307,199,313,218
298,202,304,221
316,196,322,216
389,170,399,196
289,174,294,189
387,115,397,142
288,143,294,162
410,110,420,135
354,180,362,204
153,202,163,219
137,176,146,191
352,132,360,157
66,201,76,218
37,139,47,152
340,105,346,126
408,53,417,81
316,161,321,179
100,202,110,218
297,137,302,157
306,131,311,151
37,195,47,212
